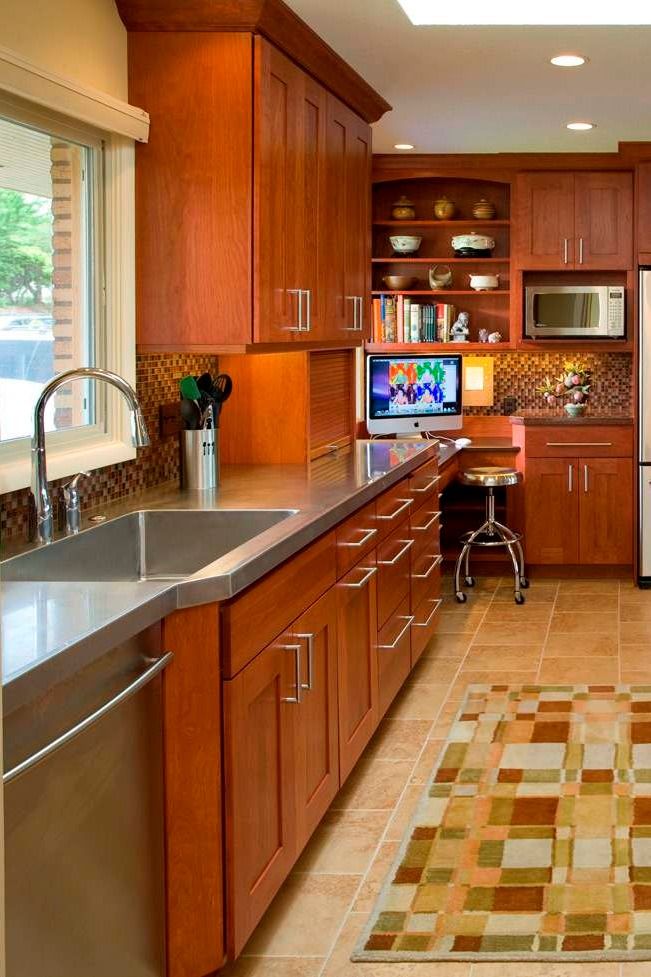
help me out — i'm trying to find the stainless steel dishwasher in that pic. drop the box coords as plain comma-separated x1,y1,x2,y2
4,624,171,977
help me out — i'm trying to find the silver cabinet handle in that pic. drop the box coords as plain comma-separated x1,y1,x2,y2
303,288,312,332
412,554,443,579
584,463,589,493
376,498,413,521
412,510,441,532
547,442,613,447
296,632,315,691
341,565,377,589
3,652,174,785
344,295,358,331
377,538,413,566
579,237,584,265
413,598,443,628
378,615,414,650
412,474,441,494
568,464,573,493
287,288,303,331
281,643,303,704
563,238,569,265
340,526,377,548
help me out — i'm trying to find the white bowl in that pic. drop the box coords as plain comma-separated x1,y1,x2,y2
469,273,500,291
390,235,422,254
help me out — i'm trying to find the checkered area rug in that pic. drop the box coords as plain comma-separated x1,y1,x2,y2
354,684,651,962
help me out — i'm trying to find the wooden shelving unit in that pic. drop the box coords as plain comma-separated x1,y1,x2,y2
366,341,514,353
372,289,510,297
374,219,510,228
372,257,508,264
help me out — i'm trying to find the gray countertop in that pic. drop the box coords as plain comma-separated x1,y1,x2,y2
2,439,453,711
510,414,634,426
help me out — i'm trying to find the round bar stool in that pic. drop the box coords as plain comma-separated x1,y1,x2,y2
454,467,528,605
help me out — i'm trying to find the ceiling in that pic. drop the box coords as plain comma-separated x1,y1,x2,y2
285,0,651,153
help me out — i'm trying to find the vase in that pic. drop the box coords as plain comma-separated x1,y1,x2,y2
564,403,587,417
433,196,456,220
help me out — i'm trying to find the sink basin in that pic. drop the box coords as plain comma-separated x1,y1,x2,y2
2,509,297,582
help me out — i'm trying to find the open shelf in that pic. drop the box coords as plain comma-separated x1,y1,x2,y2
372,289,510,297
372,257,509,264
374,219,511,228
366,342,515,353
517,339,634,353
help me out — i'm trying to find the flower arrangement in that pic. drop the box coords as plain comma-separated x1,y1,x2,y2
538,360,592,417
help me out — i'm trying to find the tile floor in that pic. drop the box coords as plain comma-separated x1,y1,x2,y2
222,574,651,977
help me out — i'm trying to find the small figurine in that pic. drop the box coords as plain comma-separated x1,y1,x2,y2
487,331,502,344
450,311,470,342
478,328,489,343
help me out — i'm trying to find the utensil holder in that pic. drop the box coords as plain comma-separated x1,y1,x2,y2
181,428,219,490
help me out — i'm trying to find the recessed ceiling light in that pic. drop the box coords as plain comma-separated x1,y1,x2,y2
550,54,586,67
567,121,595,130
394,143,415,150
396,0,651,23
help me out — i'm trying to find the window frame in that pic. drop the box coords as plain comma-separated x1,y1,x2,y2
0,93,136,495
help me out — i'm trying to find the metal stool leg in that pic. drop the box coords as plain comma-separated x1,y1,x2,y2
494,523,525,604
455,520,489,603
494,519,528,589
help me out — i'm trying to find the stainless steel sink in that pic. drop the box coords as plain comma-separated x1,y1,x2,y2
2,509,297,582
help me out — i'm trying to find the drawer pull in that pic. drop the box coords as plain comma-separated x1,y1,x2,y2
377,539,414,566
378,615,414,650
296,632,315,691
413,554,443,579
281,644,303,704
412,474,441,493
412,510,441,532
413,598,443,628
584,464,589,493
341,565,377,589
340,527,377,548
545,442,613,447
376,498,413,521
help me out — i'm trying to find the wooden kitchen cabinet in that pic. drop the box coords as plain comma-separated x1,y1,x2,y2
637,161,651,261
337,555,378,782
579,457,633,564
516,171,633,269
524,458,580,564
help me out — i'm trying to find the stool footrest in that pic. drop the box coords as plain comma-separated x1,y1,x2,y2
459,529,523,548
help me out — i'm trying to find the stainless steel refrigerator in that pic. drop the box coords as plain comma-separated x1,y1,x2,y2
640,268,651,582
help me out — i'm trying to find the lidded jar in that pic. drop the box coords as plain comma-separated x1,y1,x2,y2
434,196,456,220
391,195,416,220
472,198,497,220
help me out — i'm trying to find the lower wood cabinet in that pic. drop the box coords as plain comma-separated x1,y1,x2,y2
524,458,579,564
377,594,412,717
336,554,379,783
579,457,633,565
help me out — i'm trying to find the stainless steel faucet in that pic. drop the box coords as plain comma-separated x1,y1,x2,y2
31,367,150,544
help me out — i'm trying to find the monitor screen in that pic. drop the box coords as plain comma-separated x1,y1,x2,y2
367,354,462,430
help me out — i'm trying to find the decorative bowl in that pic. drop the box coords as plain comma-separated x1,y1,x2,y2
564,402,587,417
389,235,422,255
451,231,495,257
383,275,417,290
428,264,453,289
468,273,500,291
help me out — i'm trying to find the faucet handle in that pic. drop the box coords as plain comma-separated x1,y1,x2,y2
62,471,90,536
63,471,90,495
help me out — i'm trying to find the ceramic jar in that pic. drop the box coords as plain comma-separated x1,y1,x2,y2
434,196,456,220
451,231,495,257
472,198,496,220
429,264,453,289
391,196,416,220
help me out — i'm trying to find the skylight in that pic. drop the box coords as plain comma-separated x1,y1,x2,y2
396,0,651,24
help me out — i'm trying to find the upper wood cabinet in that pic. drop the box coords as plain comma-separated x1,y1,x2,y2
637,161,651,259
128,32,372,350
515,171,633,270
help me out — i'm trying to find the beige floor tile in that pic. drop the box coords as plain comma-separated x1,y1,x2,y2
538,657,619,684
549,611,618,635
411,656,460,684
440,593,492,610
448,671,538,698
422,634,472,659
386,681,448,721
293,810,390,876
471,964,619,977
351,841,400,913
544,633,619,657
622,963,651,975
385,783,426,842
244,873,360,957
621,645,651,669
554,593,619,613
621,602,651,622
618,584,651,602
222,957,324,977
472,622,549,645
409,738,444,784
366,718,433,761
322,913,471,977
481,605,552,623
332,758,413,812
436,610,487,634
464,575,502,593
429,700,462,739
621,672,651,684
464,645,542,670
493,583,558,603
621,622,651,642
558,579,622,594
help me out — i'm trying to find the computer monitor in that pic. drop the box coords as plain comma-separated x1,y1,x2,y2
366,353,463,435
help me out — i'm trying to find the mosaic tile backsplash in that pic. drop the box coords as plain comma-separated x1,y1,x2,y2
1,352,218,545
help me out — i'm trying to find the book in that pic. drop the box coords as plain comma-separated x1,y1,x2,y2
403,298,411,342
396,295,404,343
410,303,421,343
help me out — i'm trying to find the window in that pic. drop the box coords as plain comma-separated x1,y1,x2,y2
0,94,136,494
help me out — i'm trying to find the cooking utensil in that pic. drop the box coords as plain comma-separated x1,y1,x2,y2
179,375,202,402
197,372,217,397
180,397,200,430
214,373,233,414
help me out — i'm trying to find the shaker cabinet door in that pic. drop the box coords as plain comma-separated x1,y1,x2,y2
524,457,580,564
579,457,633,564
574,172,633,270
515,172,575,269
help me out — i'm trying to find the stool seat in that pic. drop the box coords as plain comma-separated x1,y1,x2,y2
459,466,522,488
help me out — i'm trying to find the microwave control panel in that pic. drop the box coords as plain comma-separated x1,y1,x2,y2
607,288,626,336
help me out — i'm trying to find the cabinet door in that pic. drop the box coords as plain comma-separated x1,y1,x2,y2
325,96,371,340
337,556,378,782
525,457,579,564
378,595,412,718
579,457,633,564
515,172,575,268
638,162,651,258
223,636,297,956
574,172,633,270
292,589,340,852
253,38,302,342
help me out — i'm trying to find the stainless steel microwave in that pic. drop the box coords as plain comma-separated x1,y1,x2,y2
525,284,626,339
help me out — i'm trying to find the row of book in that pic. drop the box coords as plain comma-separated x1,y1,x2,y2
372,296,457,344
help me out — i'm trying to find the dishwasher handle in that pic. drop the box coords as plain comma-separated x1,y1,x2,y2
3,652,174,785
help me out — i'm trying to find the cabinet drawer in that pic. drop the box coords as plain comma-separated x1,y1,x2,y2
375,479,413,542
408,458,441,506
336,501,378,576
410,501,442,561
376,526,413,628
411,549,443,612
523,426,633,458
221,532,337,677
377,595,412,718
437,458,459,494
411,592,443,666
